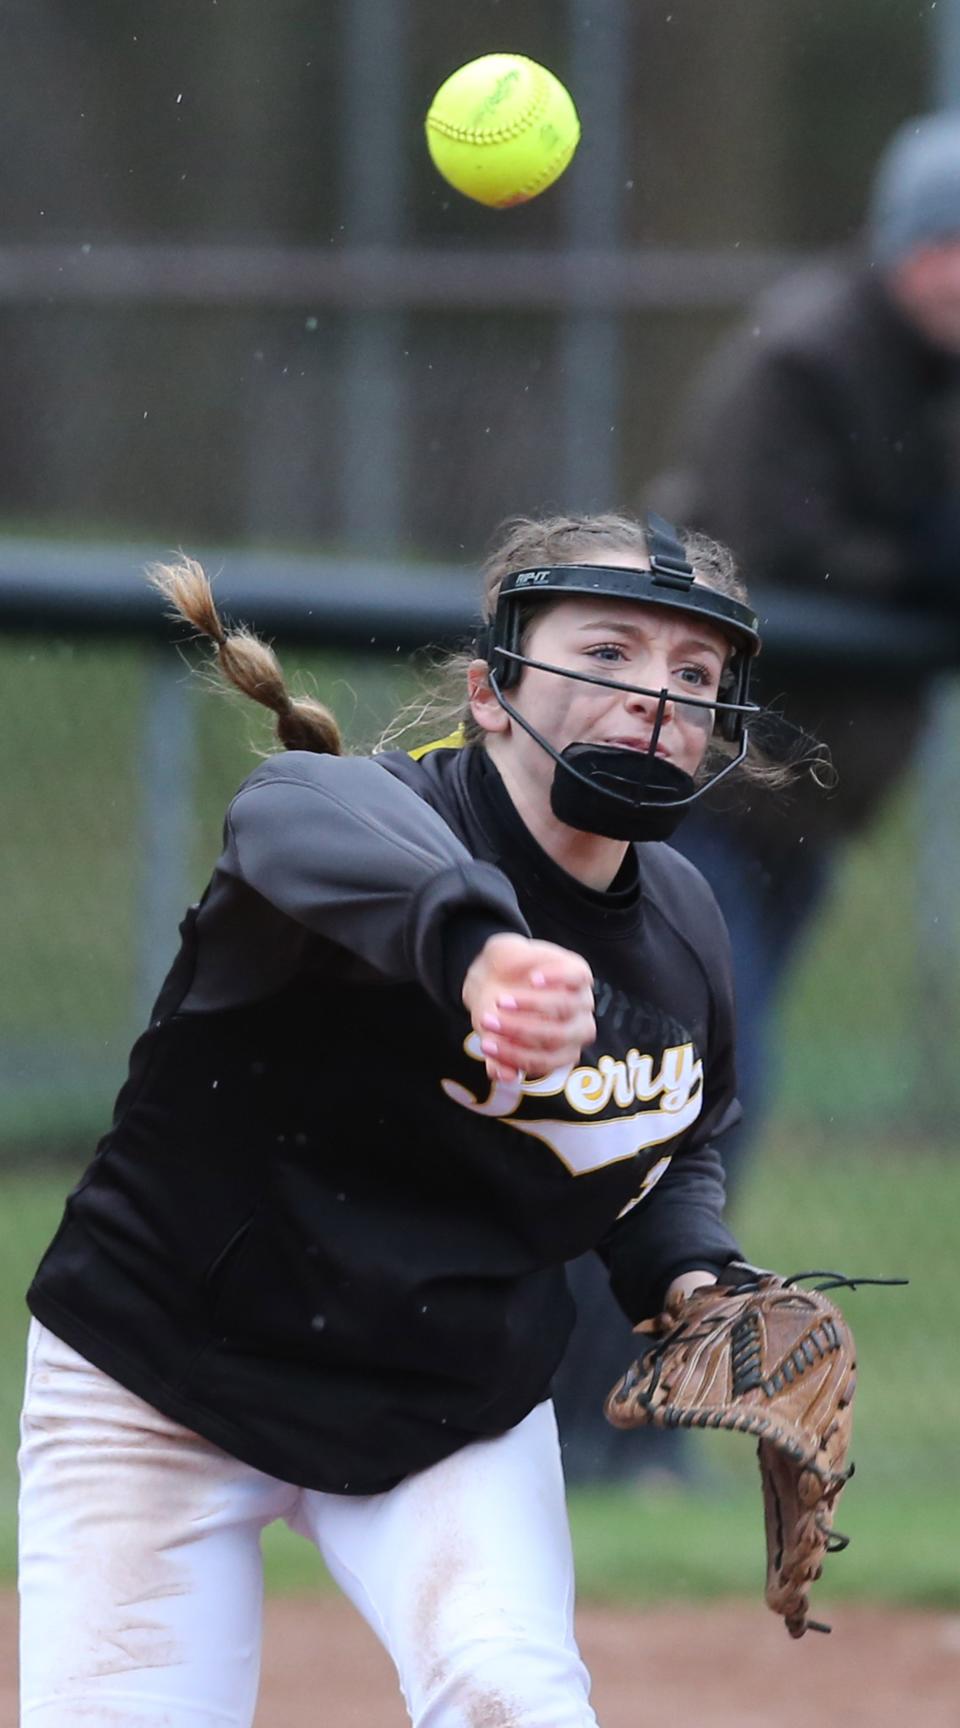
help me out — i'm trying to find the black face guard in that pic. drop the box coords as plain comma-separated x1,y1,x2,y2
480,513,762,843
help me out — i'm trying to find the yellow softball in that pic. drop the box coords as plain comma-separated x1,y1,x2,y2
425,53,581,208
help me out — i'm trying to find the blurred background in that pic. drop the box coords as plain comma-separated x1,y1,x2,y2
1,0,957,1613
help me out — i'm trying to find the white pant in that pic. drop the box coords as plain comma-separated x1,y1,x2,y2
18,1320,599,1727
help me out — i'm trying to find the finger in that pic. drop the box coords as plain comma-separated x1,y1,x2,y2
484,1057,524,1084
490,1001,597,1042
482,1019,581,1058
481,1031,588,1072
529,970,593,993
482,1035,546,1072
492,989,591,1023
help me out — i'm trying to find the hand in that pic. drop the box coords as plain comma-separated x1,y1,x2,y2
461,933,596,1084
663,1270,718,1310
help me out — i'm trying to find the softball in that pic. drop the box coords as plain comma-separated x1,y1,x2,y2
425,53,580,208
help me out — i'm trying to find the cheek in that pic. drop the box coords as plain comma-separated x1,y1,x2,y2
523,674,591,738
683,701,714,736
511,674,579,755
674,702,714,768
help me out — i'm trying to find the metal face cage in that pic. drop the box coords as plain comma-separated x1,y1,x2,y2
481,513,762,745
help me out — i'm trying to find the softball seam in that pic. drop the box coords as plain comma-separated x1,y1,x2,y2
426,65,551,148
491,133,580,205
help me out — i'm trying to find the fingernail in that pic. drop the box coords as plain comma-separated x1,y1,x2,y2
497,995,518,1011
530,970,547,987
481,1012,502,1032
482,1037,498,1056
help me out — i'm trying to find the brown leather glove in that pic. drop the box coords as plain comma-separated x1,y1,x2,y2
604,1268,861,1638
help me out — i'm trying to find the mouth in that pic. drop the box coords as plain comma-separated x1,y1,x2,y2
603,737,670,759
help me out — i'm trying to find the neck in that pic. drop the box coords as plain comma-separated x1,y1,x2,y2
487,745,630,891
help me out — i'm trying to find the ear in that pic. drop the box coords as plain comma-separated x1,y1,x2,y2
467,659,510,736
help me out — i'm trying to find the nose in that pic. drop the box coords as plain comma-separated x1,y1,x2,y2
624,678,674,723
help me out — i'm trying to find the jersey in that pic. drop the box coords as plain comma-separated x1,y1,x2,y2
27,744,743,1495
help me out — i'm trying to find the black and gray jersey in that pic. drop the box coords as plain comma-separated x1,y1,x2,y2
28,745,742,1494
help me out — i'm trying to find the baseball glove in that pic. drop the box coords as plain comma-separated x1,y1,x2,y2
604,1268,900,1638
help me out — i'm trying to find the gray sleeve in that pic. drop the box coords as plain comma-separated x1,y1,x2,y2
220,753,529,1011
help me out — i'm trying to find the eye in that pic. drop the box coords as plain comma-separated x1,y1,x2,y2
585,643,628,664
676,662,716,689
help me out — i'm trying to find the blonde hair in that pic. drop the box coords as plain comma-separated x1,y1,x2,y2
147,557,343,755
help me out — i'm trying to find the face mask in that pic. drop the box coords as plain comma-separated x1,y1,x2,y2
549,742,698,842
489,664,750,843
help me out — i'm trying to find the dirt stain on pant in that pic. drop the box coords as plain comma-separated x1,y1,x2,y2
465,1688,523,1727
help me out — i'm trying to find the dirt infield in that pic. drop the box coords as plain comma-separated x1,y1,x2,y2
4,1590,959,1725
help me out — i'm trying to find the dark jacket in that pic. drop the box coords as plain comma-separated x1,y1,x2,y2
29,745,742,1494
665,256,960,856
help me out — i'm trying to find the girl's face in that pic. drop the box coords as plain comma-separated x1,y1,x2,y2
476,565,731,813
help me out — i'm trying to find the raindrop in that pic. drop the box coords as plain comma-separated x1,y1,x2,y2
311,1314,326,1331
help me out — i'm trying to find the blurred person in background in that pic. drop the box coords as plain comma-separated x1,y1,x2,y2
555,111,960,1485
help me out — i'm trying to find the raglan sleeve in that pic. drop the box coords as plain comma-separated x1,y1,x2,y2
220,751,530,1011
593,883,744,1324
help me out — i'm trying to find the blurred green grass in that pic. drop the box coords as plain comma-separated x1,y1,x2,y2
1,1136,953,1605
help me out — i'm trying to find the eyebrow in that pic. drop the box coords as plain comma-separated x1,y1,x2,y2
573,618,725,663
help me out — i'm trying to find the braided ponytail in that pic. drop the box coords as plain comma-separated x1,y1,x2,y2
147,556,343,756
